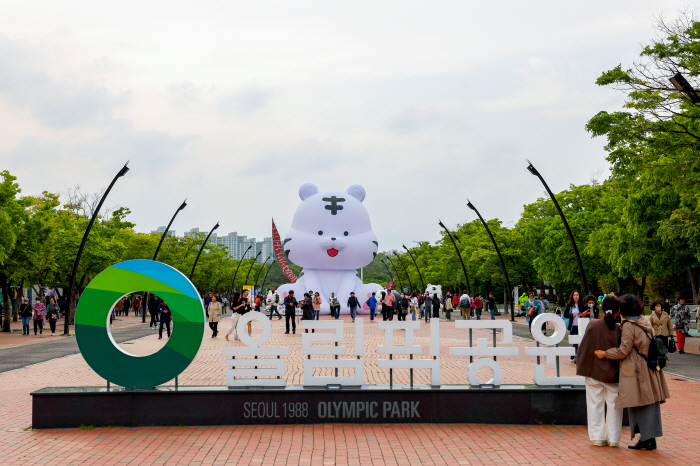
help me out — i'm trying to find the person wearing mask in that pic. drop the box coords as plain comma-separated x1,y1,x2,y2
649,301,673,350
383,291,395,321
158,301,172,339
488,293,497,320
582,295,600,320
409,292,418,321
301,293,315,333
283,291,298,334
115,298,123,317
312,292,322,320
269,293,282,319
444,292,453,321
47,297,60,336
32,297,46,335
225,292,241,341
329,293,340,319
347,292,361,322
459,292,471,321
661,298,671,313
423,291,432,322
368,292,378,321
133,296,141,317
595,294,670,451
576,295,623,447
431,294,440,319
564,290,582,362
670,298,691,354
208,295,222,338
20,298,32,336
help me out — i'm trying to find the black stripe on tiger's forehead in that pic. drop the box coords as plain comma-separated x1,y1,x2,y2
322,196,345,215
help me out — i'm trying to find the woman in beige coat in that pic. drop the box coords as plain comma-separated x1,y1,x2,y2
595,294,670,451
208,296,222,338
649,300,673,350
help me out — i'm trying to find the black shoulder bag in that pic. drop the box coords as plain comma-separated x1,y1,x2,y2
634,329,668,371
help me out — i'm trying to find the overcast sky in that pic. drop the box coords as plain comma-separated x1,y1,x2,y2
1,2,691,252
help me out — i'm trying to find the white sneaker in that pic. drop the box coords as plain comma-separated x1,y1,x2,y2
52,333,55,336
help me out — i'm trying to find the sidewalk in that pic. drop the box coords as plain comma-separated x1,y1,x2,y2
0,315,696,465
0,314,150,350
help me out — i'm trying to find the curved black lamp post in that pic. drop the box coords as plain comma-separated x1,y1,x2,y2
189,222,220,281
393,252,414,291
402,244,425,291
228,245,252,299
143,199,187,322
253,256,271,291
526,160,588,296
380,259,395,285
63,162,129,335
243,251,263,287
259,261,275,293
467,199,514,321
384,257,404,291
438,220,470,295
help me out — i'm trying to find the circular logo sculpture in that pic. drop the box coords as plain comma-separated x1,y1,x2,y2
75,259,205,388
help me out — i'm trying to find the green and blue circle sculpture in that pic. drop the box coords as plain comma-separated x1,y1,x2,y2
75,259,205,388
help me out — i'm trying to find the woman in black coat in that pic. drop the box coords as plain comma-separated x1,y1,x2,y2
301,293,315,333
432,294,440,319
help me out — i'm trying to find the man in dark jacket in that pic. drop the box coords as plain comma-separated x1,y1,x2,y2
488,292,496,320
158,301,172,339
20,298,32,335
347,292,361,322
283,291,298,334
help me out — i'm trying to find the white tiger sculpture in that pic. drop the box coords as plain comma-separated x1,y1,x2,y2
276,183,380,314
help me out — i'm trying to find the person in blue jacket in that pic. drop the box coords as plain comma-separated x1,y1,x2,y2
524,292,542,333
367,292,378,321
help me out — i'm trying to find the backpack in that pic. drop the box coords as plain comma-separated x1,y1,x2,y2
634,329,668,371
459,296,471,308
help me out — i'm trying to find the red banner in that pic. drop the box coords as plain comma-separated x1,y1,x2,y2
272,218,298,284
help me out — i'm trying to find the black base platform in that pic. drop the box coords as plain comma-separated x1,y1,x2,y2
32,384,588,429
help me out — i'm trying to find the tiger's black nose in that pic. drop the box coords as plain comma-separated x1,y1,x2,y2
331,237,336,241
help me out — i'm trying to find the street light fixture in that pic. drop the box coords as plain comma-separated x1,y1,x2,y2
526,160,588,296
384,257,404,291
189,222,220,280
393,251,413,291
438,220,470,295
259,261,275,293
243,251,263,287
62,162,129,335
467,199,514,322
402,244,425,290
229,245,253,298
142,199,188,323
670,72,700,104
253,256,272,291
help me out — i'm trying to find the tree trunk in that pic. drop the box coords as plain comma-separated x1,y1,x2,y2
617,277,624,295
689,267,700,305
1,274,11,332
634,276,647,309
558,282,565,306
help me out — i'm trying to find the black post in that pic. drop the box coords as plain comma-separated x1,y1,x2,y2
189,222,220,280
393,252,413,291
63,162,129,335
243,251,263,288
259,261,275,293
229,245,252,297
402,244,425,290
438,220,470,295
526,161,588,296
253,256,271,291
467,200,514,322
385,257,404,291
380,259,395,285
144,199,187,322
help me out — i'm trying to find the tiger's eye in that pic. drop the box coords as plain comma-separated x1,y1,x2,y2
344,231,348,236
318,231,323,235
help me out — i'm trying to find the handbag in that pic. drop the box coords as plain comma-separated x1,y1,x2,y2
667,336,677,353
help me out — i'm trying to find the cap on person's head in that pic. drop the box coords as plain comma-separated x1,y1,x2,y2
23,297,29,302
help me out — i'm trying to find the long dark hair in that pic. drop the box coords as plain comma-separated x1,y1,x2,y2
232,292,241,307
568,290,581,307
601,295,620,330
619,294,642,317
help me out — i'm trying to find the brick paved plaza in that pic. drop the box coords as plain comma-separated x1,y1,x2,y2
0,315,697,465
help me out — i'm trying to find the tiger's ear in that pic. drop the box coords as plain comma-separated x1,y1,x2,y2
299,183,320,200
345,184,366,202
